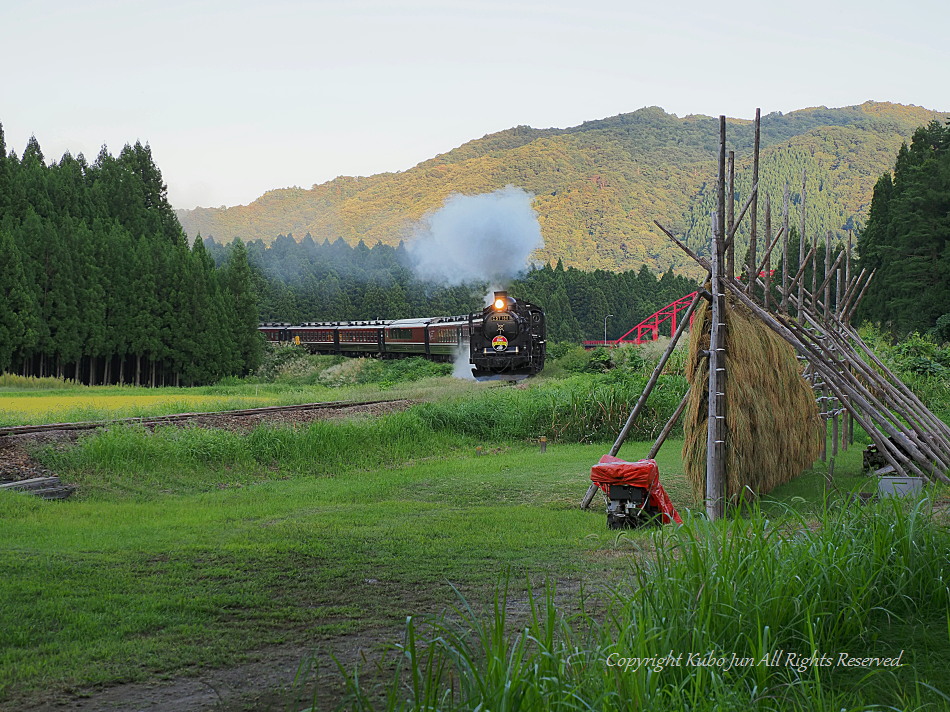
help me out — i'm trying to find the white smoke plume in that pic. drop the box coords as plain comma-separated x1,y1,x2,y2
451,344,476,380
407,185,543,286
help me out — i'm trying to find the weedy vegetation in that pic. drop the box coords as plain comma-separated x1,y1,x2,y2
333,499,950,712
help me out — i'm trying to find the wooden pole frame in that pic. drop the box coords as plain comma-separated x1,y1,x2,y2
585,110,950,518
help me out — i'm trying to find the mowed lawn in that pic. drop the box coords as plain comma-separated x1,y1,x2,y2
0,437,693,705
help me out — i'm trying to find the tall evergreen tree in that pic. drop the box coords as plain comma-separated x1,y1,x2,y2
858,120,950,333
222,238,261,375
0,229,38,370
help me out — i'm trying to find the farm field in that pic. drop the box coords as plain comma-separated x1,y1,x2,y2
0,392,279,420
0,376,487,428
1,368,948,711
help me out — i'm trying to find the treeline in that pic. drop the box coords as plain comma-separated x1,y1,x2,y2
513,262,700,342
0,127,260,386
204,234,700,342
858,120,950,336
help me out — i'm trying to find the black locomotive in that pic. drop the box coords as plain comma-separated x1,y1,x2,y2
259,291,545,380
469,291,546,380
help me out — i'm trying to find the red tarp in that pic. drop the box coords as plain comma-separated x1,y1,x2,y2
590,454,682,524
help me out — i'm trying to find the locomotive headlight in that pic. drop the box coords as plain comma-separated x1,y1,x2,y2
493,298,505,311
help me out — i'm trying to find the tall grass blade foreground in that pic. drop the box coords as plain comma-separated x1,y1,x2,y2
334,498,950,711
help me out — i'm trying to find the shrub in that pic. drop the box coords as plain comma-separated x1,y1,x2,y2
0,374,77,390
554,345,592,373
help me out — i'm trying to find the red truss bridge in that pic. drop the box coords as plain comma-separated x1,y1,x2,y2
584,292,699,348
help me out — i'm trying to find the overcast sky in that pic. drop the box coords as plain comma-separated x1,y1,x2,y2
3,0,947,210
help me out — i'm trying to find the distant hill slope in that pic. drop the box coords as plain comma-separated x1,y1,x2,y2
177,102,949,274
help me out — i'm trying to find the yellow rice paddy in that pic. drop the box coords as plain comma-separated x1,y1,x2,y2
0,393,277,422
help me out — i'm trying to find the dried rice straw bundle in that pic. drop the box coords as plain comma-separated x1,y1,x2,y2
683,293,820,504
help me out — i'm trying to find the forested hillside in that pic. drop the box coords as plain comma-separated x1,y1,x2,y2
179,102,949,275
0,127,260,385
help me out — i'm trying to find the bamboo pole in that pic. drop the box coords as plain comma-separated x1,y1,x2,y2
814,250,844,306
782,182,790,312
835,266,843,326
608,291,702,458
784,244,818,298
706,210,726,521
748,109,761,293
832,408,839,457
763,196,772,309
838,268,869,318
810,222,818,310
835,266,844,451
845,230,852,294
754,225,784,288
725,181,760,246
798,169,807,315
718,118,727,278
647,390,690,459
727,149,735,279
837,267,865,320
845,269,875,322
654,221,711,272
820,234,831,461
824,231,833,323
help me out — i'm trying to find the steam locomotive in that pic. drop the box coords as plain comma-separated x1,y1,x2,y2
259,291,546,380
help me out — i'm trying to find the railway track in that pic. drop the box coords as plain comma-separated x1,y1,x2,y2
0,399,409,437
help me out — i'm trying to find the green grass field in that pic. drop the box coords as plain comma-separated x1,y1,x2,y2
0,437,688,705
1,370,948,711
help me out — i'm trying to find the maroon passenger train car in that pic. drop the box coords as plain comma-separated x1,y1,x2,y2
259,291,545,380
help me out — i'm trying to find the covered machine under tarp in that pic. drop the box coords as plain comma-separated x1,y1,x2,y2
590,455,682,525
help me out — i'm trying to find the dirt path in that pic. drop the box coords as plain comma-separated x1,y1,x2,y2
10,578,591,712
12,628,401,712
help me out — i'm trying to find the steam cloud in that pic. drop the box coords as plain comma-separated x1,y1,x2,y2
407,185,543,287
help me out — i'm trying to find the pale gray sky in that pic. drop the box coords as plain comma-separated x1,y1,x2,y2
3,0,946,209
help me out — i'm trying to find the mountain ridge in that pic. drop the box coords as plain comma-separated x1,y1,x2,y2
176,101,950,274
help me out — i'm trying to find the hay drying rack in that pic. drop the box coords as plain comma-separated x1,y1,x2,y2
582,111,950,520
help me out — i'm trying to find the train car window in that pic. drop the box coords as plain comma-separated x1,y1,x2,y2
433,327,458,343
389,328,412,340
